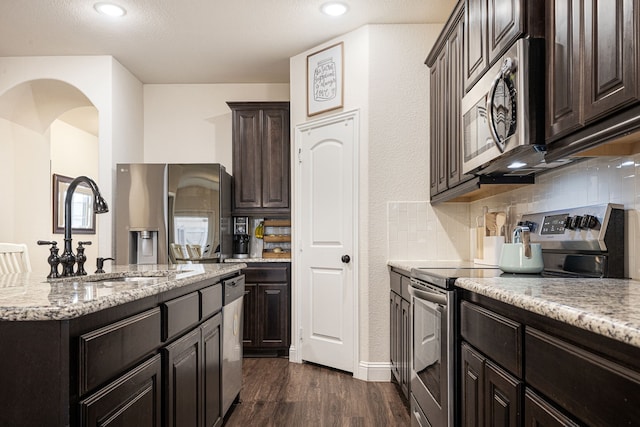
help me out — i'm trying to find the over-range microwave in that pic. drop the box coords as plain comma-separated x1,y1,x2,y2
461,38,551,176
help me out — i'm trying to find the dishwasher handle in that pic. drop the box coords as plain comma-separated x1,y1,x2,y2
223,274,245,304
408,281,447,306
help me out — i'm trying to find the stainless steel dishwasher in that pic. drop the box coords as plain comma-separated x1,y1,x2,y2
222,274,245,415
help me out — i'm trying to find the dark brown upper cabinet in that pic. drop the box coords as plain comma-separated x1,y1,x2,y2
428,2,473,199
464,0,527,92
228,102,290,216
546,0,639,143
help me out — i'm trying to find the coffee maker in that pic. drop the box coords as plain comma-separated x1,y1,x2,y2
232,217,250,258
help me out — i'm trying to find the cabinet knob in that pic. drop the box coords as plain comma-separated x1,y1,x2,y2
341,255,351,264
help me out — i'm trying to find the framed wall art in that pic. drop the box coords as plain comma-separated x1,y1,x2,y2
307,42,344,116
53,174,96,234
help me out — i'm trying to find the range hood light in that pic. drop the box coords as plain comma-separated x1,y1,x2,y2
508,161,528,169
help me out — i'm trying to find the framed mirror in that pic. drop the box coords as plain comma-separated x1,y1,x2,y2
53,174,96,234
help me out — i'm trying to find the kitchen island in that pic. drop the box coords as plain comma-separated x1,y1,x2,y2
0,263,246,427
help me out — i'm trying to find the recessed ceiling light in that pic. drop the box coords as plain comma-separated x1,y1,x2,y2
94,2,127,17
321,2,348,16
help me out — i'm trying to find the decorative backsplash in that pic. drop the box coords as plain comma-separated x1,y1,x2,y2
387,201,470,261
388,154,640,279
470,154,640,279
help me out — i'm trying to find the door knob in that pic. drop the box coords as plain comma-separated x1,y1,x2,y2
341,255,351,264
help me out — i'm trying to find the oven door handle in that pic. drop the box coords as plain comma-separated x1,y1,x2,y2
408,285,447,306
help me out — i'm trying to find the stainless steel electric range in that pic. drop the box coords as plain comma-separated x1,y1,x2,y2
407,203,625,427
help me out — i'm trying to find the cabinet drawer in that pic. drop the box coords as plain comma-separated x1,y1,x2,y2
460,301,523,377
526,328,640,426
163,291,200,341
200,283,222,319
390,270,402,295
79,354,162,427
243,265,288,283
79,307,161,395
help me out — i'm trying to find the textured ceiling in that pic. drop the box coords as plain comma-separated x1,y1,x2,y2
0,0,456,84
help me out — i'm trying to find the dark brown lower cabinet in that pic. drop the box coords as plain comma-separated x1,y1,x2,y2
460,292,640,427
242,263,290,355
389,269,411,401
460,343,522,427
202,315,222,427
461,343,484,426
524,389,579,427
164,313,223,427
79,354,162,427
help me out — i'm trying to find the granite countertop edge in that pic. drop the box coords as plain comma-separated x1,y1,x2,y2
0,263,246,322
455,277,640,348
225,257,291,263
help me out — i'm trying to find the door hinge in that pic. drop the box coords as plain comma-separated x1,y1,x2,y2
299,327,303,342
298,148,302,164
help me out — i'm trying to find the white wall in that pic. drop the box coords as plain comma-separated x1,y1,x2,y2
143,84,290,170
290,24,448,374
0,56,144,270
0,120,51,275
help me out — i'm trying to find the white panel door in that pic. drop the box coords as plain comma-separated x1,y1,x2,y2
297,111,357,373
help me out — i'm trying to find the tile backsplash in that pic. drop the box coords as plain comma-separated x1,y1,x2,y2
387,154,640,279
387,201,470,260
469,155,640,279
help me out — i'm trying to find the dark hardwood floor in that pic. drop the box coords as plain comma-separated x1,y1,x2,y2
224,357,410,426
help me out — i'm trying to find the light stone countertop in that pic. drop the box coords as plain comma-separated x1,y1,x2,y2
455,276,640,348
225,257,290,263
0,263,246,322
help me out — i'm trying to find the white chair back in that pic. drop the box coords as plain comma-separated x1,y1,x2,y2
0,243,32,274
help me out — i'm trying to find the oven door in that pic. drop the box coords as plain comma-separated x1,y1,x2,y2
409,283,449,427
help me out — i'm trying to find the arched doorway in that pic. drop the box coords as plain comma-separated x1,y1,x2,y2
0,79,99,276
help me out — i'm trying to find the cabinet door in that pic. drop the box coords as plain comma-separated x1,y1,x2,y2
447,17,464,188
400,297,411,400
258,283,290,348
465,0,488,91
79,354,162,427
242,284,258,348
461,343,485,427
429,61,441,197
232,108,262,210
524,389,580,427
164,328,202,427
261,108,290,210
202,314,222,427
487,0,524,62
546,0,582,140
583,0,639,122
436,46,449,194
485,361,522,427
390,291,400,383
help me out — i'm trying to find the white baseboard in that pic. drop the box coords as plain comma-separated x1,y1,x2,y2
288,345,300,363
356,361,392,382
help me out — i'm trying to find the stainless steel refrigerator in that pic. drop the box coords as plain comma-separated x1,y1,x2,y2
115,163,232,264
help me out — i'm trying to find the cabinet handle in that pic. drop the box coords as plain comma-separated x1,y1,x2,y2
341,255,351,264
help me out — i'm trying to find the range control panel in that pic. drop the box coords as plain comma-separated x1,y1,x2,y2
520,203,622,251
539,213,599,235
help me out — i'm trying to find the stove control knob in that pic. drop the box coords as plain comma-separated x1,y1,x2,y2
581,214,598,229
564,216,573,229
569,215,582,229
